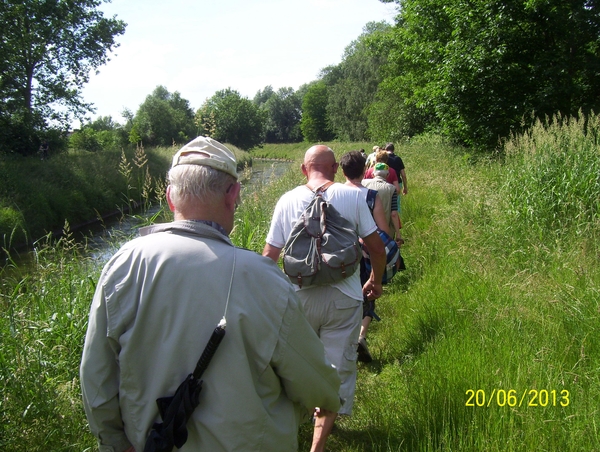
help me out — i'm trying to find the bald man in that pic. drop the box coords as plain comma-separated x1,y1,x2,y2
263,144,386,452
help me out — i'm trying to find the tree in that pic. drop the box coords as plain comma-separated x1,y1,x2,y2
254,86,302,143
0,0,126,154
132,86,196,146
253,85,275,107
69,115,126,151
196,88,265,150
300,81,334,142
381,0,600,150
325,22,390,141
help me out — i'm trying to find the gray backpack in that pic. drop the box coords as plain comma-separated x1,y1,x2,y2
282,183,361,288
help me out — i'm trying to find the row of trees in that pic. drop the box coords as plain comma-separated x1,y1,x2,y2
372,0,600,149
301,0,600,151
3,0,600,154
70,22,390,152
71,84,306,151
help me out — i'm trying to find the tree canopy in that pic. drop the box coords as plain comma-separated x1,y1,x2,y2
131,86,196,147
300,81,334,143
325,21,390,142
0,0,126,154
196,88,265,150
254,86,302,143
372,0,600,149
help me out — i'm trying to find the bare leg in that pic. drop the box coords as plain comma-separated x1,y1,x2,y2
311,408,337,452
359,315,372,339
357,315,374,363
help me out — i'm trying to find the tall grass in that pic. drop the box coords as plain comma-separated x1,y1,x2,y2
1,230,99,450
504,113,600,242
1,133,599,451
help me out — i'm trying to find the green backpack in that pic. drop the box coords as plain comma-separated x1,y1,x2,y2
282,183,361,288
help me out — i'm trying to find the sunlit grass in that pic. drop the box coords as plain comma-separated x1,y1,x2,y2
1,129,599,450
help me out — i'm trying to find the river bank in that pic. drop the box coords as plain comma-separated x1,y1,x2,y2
0,143,255,255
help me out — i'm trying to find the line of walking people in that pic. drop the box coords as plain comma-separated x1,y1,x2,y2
80,137,407,452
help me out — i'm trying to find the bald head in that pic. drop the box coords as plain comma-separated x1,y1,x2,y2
304,145,335,166
300,145,338,186
301,145,338,185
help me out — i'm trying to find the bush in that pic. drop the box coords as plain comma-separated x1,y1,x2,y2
69,128,102,152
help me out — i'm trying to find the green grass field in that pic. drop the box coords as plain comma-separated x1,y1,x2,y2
1,125,599,451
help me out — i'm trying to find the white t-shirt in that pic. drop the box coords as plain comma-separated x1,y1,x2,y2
266,183,377,301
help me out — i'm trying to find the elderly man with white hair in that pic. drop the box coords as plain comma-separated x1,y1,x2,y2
80,136,341,452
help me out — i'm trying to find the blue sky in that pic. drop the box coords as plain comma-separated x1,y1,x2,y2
79,0,397,125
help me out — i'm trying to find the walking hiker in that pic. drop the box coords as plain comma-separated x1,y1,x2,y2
361,162,403,362
263,144,386,452
363,148,400,194
340,151,391,363
385,142,408,196
80,136,341,452
363,163,400,239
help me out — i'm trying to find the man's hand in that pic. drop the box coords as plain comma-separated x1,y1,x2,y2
362,279,383,300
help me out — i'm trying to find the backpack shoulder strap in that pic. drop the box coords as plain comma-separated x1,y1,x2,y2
306,181,335,195
366,189,377,213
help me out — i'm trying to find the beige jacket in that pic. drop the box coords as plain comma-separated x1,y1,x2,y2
81,221,341,452
362,177,397,236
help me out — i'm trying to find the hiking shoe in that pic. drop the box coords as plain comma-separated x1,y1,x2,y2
357,336,373,363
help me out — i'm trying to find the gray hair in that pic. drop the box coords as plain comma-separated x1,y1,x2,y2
373,169,389,179
168,165,236,209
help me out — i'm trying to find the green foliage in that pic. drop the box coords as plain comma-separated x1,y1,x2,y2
378,0,600,150
503,112,600,243
0,206,26,246
325,22,390,141
196,88,265,150
88,115,120,132
132,86,196,147
0,0,126,155
0,143,255,247
2,129,600,450
0,146,172,245
300,81,334,142
254,86,302,143
69,128,104,152
69,115,130,153
0,235,101,451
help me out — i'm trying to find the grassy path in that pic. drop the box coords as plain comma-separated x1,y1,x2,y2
299,136,599,451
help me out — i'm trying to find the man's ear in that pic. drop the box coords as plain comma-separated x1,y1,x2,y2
166,185,176,212
301,163,308,177
225,182,241,211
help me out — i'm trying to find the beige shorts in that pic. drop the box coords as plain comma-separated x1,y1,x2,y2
296,286,362,415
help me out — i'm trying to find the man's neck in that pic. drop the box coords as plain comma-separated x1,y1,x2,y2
306,174,334,191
